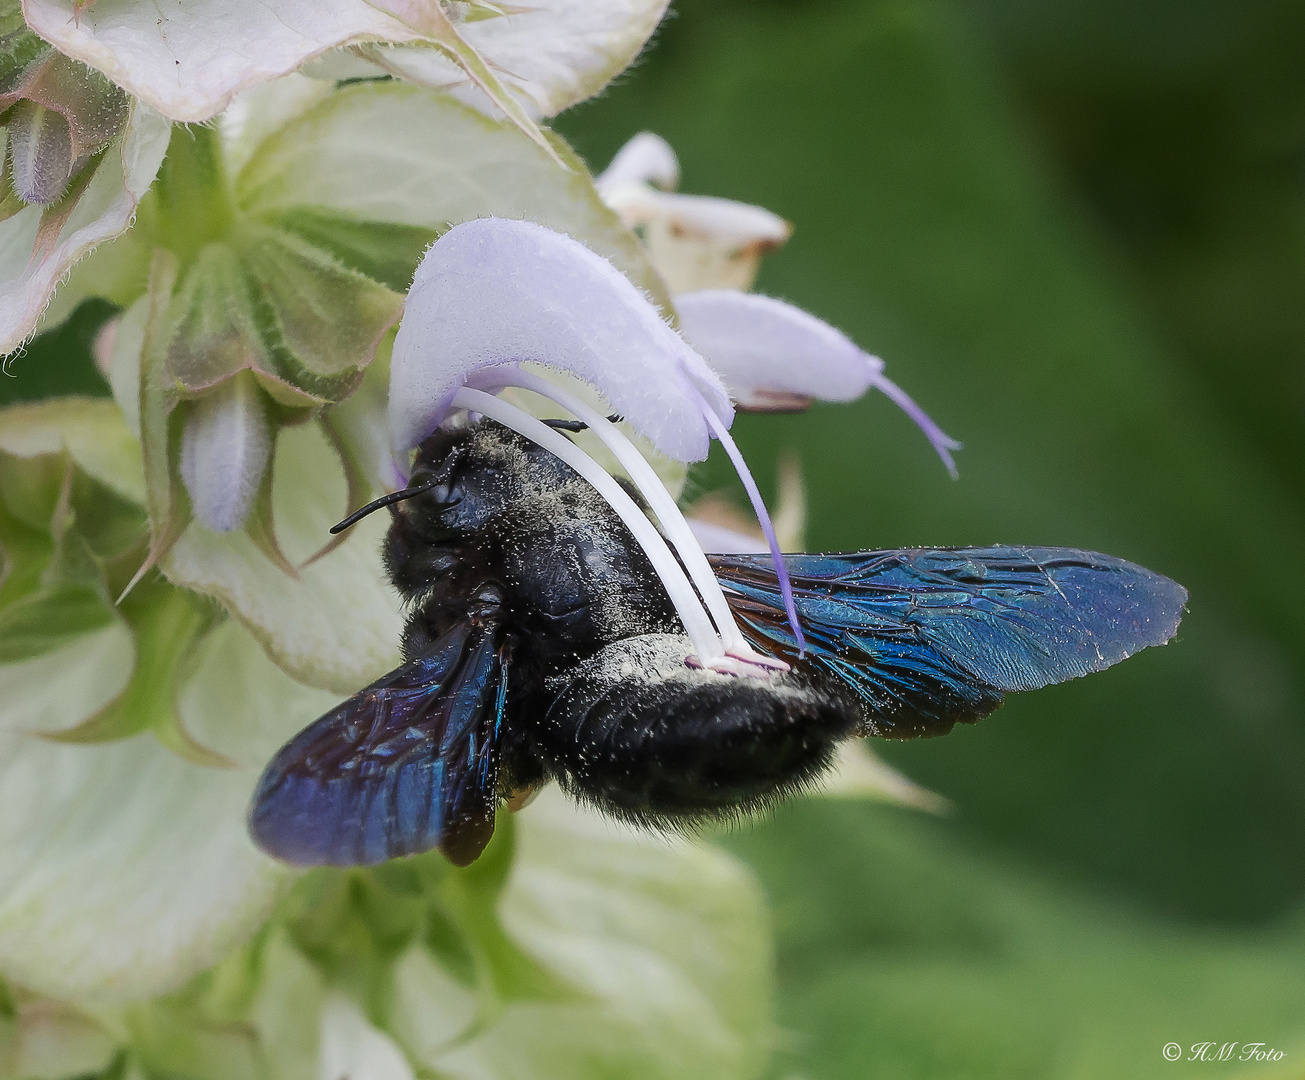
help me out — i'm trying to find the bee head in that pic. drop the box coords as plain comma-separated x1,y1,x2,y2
396,420,569,539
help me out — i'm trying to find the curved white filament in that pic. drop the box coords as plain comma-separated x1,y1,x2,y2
451,387,730,670
509,370,787,672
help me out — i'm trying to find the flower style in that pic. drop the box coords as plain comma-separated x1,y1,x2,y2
597,132,961,468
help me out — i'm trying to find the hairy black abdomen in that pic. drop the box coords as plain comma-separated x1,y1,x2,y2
530,634,860,822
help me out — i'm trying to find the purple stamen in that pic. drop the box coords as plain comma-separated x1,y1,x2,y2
687,378,808,657
868,371,962,480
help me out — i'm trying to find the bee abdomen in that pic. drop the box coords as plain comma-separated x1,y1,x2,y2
533,634,858,824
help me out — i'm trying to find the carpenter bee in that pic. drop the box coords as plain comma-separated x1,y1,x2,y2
249,420,1187,867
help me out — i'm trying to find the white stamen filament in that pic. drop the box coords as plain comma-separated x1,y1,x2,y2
509,370,787,673
452,387,741,672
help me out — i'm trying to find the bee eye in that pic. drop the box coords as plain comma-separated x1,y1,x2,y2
429,480,464,508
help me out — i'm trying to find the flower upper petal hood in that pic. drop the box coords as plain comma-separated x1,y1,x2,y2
676,289,961,474
675,290,878,407
389,217,733,463
595,131,680,193
23,0,668,124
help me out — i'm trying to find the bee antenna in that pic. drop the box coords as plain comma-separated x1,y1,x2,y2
330,481,438,534
540,413,624,434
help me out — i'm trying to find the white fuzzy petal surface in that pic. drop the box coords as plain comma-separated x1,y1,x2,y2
389,217,732,462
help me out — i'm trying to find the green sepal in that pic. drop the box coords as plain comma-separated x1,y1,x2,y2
69,469,150,565
0,14,45,96
283,866,428,1026
157,228,393,412
243,425,299,580
160,242,272,394
0,580,116,662
127,248,189,598
0,149,28,224
152,123,233,269
0,397,147,506
40,576,233,767
0,500,51,608
126,996,261,1080
237,225,404,404
0,447,66,533
0,451,143,662
436,815,579,1006
271,206,438,294
303,414,372,568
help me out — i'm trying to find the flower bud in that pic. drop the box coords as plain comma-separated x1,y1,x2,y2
180,373,271,533
0,47,129,205
7,98,72,204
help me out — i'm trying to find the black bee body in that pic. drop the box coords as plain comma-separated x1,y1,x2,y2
384,422,856,834
250,420,1186,868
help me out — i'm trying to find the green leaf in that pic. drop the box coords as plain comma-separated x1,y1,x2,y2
236,83,672,312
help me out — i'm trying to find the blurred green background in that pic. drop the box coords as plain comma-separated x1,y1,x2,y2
562,0,1305,1076
6,0,1305,1075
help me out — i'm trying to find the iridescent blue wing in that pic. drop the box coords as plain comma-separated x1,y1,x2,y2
249,619,508,867
711,546,1187,738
